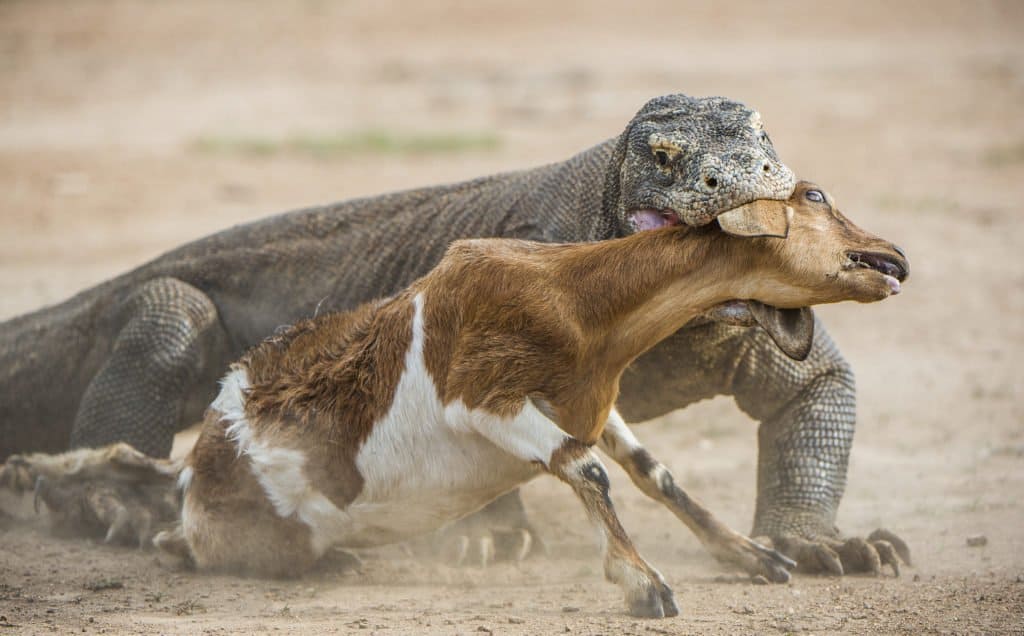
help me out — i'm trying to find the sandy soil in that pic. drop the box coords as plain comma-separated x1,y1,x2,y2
1,1,1023,633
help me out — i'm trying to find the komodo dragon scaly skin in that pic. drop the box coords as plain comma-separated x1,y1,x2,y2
0,94,908,576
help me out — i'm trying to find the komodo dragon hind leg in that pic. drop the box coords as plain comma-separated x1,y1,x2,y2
3,443,180,547
70,277,229,458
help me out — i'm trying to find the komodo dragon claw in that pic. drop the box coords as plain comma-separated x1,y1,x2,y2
758,528,911,577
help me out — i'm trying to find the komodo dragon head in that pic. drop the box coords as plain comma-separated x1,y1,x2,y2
604,94,795,232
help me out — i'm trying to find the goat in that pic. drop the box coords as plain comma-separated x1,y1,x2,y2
4,181,907,618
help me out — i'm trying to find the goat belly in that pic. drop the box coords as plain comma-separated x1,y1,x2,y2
341,423,540,547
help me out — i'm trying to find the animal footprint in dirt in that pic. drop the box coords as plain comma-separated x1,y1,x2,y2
0,443,180,548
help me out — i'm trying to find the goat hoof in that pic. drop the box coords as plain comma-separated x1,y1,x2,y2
626,579,678,619
626,587,667,618
658,582,680,617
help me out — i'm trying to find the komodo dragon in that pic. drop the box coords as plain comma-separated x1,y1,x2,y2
0,94,908,576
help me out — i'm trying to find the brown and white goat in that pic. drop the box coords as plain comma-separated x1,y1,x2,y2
147,181,906,617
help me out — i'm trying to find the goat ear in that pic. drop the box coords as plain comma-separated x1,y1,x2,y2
717,201,792,238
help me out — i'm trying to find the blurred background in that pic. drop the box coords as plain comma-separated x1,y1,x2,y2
1,1,1021,632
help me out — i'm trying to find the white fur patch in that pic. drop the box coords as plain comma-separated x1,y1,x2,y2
213,366,251,454
177,465,194,492
598,408,644,462
450,398,572,468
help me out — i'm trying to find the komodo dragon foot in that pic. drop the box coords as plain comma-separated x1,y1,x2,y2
0,443,179,547
756,530,911,577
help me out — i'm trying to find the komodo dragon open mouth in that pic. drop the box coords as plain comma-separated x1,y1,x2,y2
629,208,683,231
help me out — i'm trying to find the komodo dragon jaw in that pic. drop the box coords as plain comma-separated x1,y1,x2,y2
605,94,796,233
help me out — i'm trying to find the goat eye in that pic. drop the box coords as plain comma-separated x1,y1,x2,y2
805,189,825,203
654,150,670,167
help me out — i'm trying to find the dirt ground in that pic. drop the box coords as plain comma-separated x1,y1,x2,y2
1,1,1023,633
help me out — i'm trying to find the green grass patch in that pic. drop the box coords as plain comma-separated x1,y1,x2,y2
982,141,1024,167
192,129,501,159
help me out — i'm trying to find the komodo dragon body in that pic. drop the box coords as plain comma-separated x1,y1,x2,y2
0,94,907,575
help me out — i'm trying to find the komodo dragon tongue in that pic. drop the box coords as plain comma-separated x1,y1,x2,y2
747,301,815,361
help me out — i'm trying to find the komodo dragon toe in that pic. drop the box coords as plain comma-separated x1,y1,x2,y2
760,529,911,577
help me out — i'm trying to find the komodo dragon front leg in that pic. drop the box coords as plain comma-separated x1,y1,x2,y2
727,321,911,576
612,317,911,576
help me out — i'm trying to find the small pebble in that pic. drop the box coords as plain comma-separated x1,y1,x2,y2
508,617,525,624
562,606,580,613
966,535,988,547
476,626,493,634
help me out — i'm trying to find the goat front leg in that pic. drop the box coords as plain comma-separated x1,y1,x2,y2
469,402,677,618
599,410,794,583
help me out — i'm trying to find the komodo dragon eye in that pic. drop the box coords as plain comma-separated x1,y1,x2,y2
805,189,825,203
654,150,670,167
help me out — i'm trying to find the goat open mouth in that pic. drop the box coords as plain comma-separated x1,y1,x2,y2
846,251,908,294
